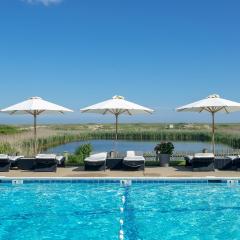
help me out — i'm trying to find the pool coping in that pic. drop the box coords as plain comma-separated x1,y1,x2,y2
1,176,240,184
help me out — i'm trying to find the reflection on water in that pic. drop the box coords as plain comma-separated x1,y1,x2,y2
46,140,233,154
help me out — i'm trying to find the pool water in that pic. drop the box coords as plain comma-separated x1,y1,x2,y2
0,182,240,240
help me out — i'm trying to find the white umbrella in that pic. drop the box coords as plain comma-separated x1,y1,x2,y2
81,95,154,140
176,94,240,153
1,96,73,154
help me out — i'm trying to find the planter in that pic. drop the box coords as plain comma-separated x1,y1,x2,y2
159,154,170,167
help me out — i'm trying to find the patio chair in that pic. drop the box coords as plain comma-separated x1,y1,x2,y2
228,155,240,170
190,153,215,171
16,157,36,170
184,155,194,167
35,154,58,172
122,151,145,171
9,155,24,169
56,155,66,167
84,152,107,171
0,154,11,172
36,154,65,167
214,156,233,170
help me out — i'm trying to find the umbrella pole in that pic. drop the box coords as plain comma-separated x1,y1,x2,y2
115,113,119,141
33,113,37,155
211,112,215,154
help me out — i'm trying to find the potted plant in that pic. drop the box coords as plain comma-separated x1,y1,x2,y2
154,142,174,167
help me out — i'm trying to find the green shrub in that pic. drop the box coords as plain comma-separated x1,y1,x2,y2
145,160,185,167
66,154,84,166
154,142,174,155
65,143,93,166
75,143,92,158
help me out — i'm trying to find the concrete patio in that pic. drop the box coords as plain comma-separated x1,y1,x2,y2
1,166,240,178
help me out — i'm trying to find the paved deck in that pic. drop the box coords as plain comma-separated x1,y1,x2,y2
1,166,240,178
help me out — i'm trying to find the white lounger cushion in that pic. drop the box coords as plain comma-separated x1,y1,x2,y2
126,151,136,157
194,153,214,158
9,155,24,161
55,156,65,163
226,155,239,160
185,155,193,161
124,151,145,161
84,152,107,162
124,156,145,161
36,154,57,159
0,154,9,159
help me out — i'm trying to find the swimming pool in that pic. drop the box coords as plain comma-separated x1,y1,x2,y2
0,178,240,240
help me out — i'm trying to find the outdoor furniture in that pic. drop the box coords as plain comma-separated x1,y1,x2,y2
123,151,145,171
0,154,11,172
81,96,153,141
177,94,240,154
190,153,215,171
56,155,66,167
35,154,58,172
9,155,24,168
16,157,36,170
36,154,65,167
84,152,107,171
214,157,233,170
1,96,73,155
228,155,240,170
184,155,193,166
106,152,124,170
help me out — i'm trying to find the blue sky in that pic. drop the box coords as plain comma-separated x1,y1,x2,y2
0,0,240,124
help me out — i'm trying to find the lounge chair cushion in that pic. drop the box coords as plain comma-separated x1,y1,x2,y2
55,156,65,164
185,155,193,161
126,151,135,157
227,155,239,160
124,151,145,161
194,153,214,158
0,154,9,159
36,154,57,159
9,156,24,161
85,152,107,162
124,156,145,161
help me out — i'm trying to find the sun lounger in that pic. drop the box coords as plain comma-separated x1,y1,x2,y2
227,155,240,170
184,155,194,166
35,154,58,172
36,154,65,167
214,156,233,170
16,157,36,170
0,154,11,172
190,153,215,171
123,151,145,171
56,155,65,167
8,155,24,168
84,152,107,171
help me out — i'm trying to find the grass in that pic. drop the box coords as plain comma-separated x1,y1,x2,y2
0,125,23,134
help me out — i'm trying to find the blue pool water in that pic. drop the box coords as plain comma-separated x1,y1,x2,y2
0,182,240,239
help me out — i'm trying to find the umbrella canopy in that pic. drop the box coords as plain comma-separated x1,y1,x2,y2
81,95,154,140
176,94,240,153
1,96,73,154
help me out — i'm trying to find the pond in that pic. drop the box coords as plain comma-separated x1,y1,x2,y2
46,140,233,154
